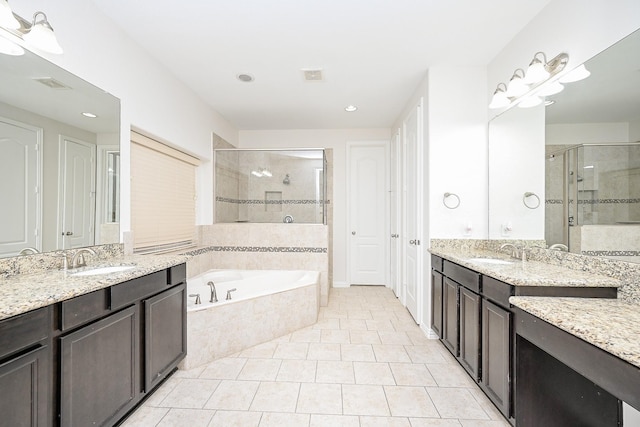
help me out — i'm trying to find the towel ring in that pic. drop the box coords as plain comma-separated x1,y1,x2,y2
443,192,460,209
523,192,541,209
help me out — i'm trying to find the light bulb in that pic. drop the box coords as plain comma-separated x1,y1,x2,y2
559,64,590,83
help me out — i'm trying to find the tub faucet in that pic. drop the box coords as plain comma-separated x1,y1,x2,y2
226,288,237,300
549,243,569,252
71,248,97,268
207,281,218,303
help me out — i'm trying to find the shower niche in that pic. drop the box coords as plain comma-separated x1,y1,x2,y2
214,149,327,224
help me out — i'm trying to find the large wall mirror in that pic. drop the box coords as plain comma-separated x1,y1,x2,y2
489,28,640,262
0,48,120,258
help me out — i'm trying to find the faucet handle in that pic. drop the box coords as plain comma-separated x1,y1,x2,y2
57,254,71,271
226,288,237,300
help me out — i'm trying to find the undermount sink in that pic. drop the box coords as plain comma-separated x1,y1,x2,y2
71,265,136,276
467,258,513,265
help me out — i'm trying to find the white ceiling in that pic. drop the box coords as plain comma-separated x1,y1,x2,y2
90,0,551,130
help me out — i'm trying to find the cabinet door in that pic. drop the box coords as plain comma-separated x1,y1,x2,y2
0,345,49,427
459,287,481,380
60,306,138,427
441,278,459,356
481,299,511,417
430,270,443,338
144,283,187,392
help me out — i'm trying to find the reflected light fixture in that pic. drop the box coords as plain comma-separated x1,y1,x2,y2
345,105,357,112
0,35,22,55
0,4,63,55
490,51,574,109
81,112,98,118
559,64,591,83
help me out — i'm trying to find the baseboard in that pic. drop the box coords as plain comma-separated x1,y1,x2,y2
420,323,439,340
332,281,350,288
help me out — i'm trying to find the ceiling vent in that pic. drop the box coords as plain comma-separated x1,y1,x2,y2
33,77,71,90
302,69,324,81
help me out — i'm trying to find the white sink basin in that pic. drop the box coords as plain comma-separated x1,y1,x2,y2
71,265,136,276
467,258,513,265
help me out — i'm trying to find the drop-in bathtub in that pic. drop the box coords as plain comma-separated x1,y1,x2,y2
181,269,319,369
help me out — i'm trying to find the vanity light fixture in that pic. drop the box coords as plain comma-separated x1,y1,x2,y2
0,3,63,55
490,51,572,109
345,105,358,112
0,35,22,55
505,69,529,97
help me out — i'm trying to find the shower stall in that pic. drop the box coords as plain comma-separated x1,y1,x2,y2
545,143,640,260
214,149,327,224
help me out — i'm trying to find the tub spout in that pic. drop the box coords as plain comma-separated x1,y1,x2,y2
207,281,218,303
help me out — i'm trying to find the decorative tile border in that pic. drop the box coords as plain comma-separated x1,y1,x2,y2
546,198,640,205
216,196,330,205
183,245,327,256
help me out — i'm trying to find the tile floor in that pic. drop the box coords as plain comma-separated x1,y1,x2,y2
122,286,510,427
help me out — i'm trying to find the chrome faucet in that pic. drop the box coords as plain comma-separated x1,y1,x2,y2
18,247,39,255
226,288,237,300
549,243,569,252
71,248,97,268
207,281,218,303
499,243,520,258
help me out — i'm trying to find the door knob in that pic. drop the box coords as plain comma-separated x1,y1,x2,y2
409,239,416,245
63,231,73,236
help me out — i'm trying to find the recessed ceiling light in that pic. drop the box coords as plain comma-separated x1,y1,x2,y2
81,112,98,118
345,105,357,112
237,73,254,83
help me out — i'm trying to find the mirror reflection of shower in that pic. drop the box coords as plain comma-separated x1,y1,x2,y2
214,149,326,224
545,142,640,261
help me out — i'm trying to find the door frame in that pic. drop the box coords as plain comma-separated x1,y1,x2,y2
346,140,390,287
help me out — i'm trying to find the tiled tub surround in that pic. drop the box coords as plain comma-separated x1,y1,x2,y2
181,273,319,370
430,239,640,302
191,223,330,306
0,250,189,320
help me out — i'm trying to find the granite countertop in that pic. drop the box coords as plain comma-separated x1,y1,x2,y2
430,248,620,288
510,296,640,369
0,254,189,321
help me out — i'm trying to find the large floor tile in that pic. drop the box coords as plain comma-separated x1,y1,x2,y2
238,341,279,358
204,379,259,410
389,363,437,387
354,361,396,385
321,329,351,343
316,360,355,384
121,407,169,426
199,357,247,380
209,410,262,427
290,327,322,342
308,342,342,360
378,331,413,345
310,414,360,427
157,378,220,409
341,343,376,362
373,344,411,363
276,359,317,382
259,412,310,427
237,358,282,381
273,342,309,359
426,363,476,388
426,387,490,420
409,419,462,426
405,345,449,364
156,408,215,427
250,381,301,413
342,384,390,416
360,416,412,426
384,386,439,417
350,330,382,345
296,383,342,414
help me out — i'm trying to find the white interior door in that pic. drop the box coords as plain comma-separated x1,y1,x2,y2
403,101,423,322
390,130,402,297
0,118,42,257
58,136,96,250
348,142,388,285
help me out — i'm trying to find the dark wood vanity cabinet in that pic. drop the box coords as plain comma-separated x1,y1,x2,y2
0,307,51,427
481,299,511,416
0,262,187,427
57,264,187,427
459,286,481,380
430,262,443,338
441,278,459,356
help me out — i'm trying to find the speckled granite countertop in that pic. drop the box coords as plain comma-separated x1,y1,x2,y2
510,296,640,369
430,248,620,288
0,254,189,321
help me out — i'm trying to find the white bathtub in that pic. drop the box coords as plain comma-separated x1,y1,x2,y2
186,269,319,311
181,269,320,369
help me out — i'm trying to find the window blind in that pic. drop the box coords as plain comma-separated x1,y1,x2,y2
130,131,199,253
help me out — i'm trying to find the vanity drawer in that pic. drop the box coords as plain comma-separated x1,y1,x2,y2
111,270,167,309
431,255,444,272
444,261,480,293
168,263,186,286
0,306,50,360
60,289,110,331
482,276,513,308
